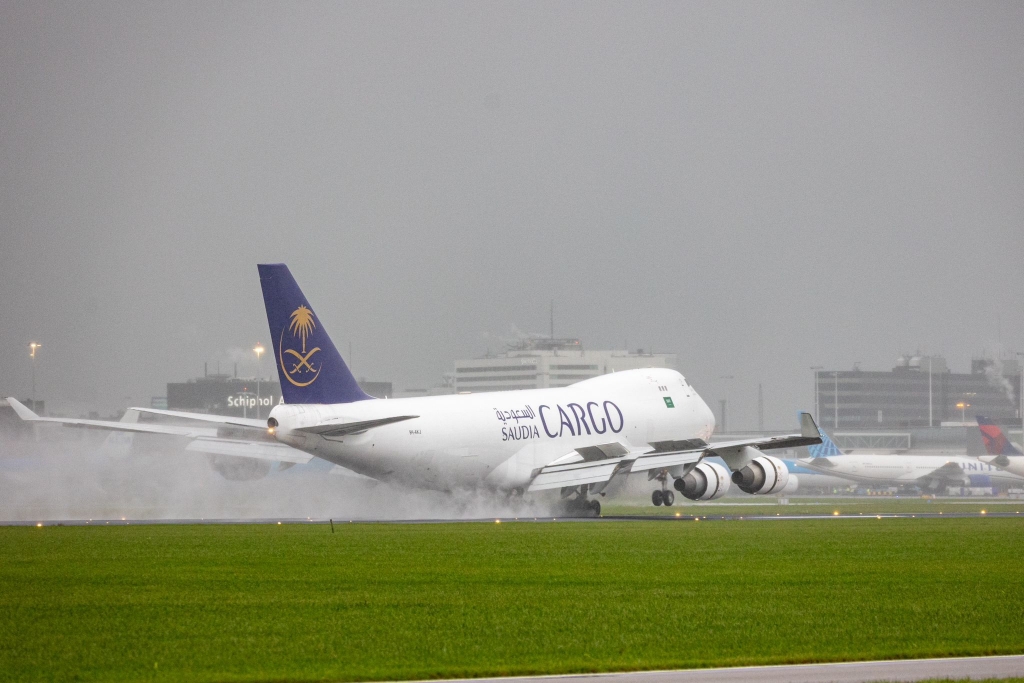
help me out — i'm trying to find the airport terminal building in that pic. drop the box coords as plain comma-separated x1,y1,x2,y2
453,338,677,393
814,355,1022,431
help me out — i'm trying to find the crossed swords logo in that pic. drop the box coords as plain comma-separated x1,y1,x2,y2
284,347,321,374
279,305,322,387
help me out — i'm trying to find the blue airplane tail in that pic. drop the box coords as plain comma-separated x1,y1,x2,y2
976,415,1022,456
258,263,372,405
807,424,843,458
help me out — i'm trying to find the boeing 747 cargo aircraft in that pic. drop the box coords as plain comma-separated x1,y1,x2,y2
9,264,822,514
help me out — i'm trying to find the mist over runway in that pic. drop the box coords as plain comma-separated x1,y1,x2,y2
3,432,1020,525
0,433,561,523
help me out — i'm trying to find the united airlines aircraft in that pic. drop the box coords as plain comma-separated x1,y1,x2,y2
8,264,822,514
798,425,1024,491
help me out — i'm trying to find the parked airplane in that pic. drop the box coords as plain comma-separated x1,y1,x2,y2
780,459,852,492
8,263,823,514
798,425,1024,491
976,416,1024,478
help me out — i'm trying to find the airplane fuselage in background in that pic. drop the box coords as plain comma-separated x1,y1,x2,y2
270,368,716,492
801,454,1024,488
994,459,1024,478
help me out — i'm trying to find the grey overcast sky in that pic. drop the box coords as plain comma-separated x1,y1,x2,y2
1,1,1022,428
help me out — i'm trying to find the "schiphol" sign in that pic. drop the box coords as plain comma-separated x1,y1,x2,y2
226,394,284,409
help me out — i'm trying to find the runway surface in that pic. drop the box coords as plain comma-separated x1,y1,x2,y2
3,510,1021,525
419,655,1024,683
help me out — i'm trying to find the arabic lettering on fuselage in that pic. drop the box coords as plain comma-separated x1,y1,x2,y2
493,400,625,442
494,406,536,424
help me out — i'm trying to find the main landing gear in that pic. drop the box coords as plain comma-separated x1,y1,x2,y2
560,486,602,517
651,470,675,507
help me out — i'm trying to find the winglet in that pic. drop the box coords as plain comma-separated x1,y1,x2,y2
5,397,40,421
799,412,819,439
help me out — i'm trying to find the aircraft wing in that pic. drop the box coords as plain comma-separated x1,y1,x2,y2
130,407,267,431
706,412,823,454
528,443,635,491
916,461,968,487
5,397,312,468
527,413,823,492
528,441,706,492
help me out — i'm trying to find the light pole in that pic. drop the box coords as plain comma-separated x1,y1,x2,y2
28,342,41,410
834,371,839,429
956,401,971,425
928,356,933,428
811,366,823,419
719,375,734,432
253,343,265,419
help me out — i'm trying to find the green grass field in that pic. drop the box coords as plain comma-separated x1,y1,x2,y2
2,518,1024,682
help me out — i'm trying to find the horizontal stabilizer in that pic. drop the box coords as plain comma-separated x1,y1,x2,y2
185,438,313,464
295,415,419,437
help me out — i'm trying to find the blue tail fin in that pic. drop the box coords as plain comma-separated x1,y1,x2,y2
258,264,372,405
976,416,1022,456
807,424,843,458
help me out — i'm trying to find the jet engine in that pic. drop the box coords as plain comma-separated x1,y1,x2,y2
674,461,731,501
731,453,790,495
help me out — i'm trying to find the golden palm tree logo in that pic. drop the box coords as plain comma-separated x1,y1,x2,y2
288,305,316,353
279,305,322,387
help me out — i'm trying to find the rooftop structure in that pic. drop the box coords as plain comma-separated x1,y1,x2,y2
454,338,677,393
815,354,1021,430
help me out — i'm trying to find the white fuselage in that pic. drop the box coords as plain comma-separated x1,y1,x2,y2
981,456,1024,479
269,368,715,492
801,454,1024,488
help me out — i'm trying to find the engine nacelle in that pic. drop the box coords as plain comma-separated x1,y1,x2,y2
731,453,790,495
674,461,731,501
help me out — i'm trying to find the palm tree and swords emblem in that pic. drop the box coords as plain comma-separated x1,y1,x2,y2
279,305,322,386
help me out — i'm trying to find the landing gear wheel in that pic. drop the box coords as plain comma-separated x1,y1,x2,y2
589,499,601,517
662,490,675,507
652,490,664,506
